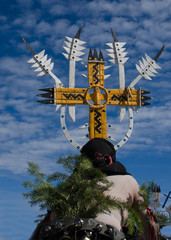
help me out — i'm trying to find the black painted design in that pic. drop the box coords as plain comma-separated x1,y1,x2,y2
94,110,101,133
111,94,127,101
93,63,100,84
63,93,84,100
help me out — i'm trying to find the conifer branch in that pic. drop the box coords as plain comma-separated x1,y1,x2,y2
23,155,147,234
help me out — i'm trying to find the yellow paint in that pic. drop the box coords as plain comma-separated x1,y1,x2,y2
53,56,141,140
89,107,95,139
89,107,107,140
93,86,101,105
54,87,139,106
99,63,105,86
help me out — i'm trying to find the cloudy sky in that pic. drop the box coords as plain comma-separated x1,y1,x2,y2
0,0,171,239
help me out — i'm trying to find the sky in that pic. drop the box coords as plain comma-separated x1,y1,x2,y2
0,0,171,239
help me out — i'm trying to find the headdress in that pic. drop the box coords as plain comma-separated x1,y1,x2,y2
81,138,129,176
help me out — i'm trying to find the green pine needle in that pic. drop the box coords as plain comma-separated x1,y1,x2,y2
23,155,148,233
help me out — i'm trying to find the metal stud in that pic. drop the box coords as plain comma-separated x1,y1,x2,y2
105,226,113,235
94,224,102,232
44,225,52,232
74,218,83,228
55,221,63,230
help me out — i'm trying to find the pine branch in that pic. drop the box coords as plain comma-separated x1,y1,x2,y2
23,155,146,234
47,172,68,182
57,154,80,173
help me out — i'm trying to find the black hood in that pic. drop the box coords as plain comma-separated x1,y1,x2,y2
81,138,129,176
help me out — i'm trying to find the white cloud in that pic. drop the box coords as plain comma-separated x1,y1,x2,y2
0,2,171,240
141,0,171,18
0,15,7,22
0,0,170,176
0,98,170,174
49,3,69,16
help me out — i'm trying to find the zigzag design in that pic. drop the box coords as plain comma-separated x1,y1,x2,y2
63,93,84,100
93,63,100,84
94,110,102,133
111,94,127,101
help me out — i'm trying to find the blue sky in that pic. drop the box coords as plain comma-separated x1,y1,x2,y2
0,0,171,239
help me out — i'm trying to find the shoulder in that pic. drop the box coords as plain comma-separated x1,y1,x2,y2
106,175,141,198
107,175,139,186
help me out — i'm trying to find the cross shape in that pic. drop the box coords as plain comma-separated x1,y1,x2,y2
38,49,145,140
22,26,163,149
